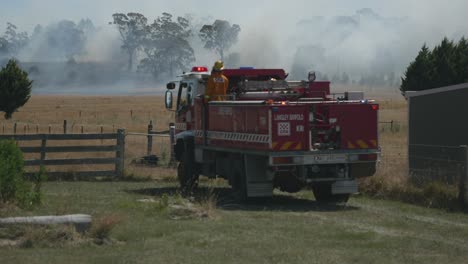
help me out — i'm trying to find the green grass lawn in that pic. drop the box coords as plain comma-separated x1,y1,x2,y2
1,179,468,264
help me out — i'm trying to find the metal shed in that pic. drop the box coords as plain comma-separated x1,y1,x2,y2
406,83,468,185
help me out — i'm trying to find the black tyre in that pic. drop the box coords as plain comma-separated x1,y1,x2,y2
177,137,198,193
312,183,350,204
232,159,247,202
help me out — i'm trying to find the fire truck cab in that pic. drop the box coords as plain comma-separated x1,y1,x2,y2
165,66,379,203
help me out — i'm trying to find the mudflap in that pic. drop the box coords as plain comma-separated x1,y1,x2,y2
244,154,274,197
331,180,358,195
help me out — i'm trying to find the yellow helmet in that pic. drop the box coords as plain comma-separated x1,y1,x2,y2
213,60,224,71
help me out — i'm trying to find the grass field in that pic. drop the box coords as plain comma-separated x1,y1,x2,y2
1,180,467,264
1,94,467,263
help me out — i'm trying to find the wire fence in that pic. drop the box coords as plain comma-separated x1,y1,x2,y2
379,120,403,133
0,121,119,135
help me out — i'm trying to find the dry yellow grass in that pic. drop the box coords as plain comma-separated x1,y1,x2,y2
0,95,174,133
0,96,176,179
375,98,408,185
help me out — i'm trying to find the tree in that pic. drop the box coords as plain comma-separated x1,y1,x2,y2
400,37,468,95
139,13,195,78
400,44,432,94
290,45,325,80
46,20,86,60
430,37,457,88
111,13,148,71
331,73,340,83
77,18,96,35
0,60,32,119
0,37,8,57
225,52,240,68
1,23,29,58
199,20,240,60
455,37,468,83
341,72,350,84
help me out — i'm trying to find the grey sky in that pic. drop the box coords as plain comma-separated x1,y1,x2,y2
1,0,467,31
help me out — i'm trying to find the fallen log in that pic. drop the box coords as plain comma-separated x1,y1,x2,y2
0,214,92,233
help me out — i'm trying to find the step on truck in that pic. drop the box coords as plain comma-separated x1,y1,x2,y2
165,66,380,203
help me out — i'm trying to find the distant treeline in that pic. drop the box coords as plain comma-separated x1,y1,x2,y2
5,8,461,90
401,37,468,94
0,13,241,82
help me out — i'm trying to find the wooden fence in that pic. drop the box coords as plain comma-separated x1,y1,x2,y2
0,129,125,179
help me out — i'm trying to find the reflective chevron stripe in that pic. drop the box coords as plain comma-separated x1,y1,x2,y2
347,139,378,149
356,140,369,148
193,130,269,144
272,141,304,151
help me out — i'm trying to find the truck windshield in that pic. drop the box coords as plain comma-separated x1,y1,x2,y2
177,82,193,111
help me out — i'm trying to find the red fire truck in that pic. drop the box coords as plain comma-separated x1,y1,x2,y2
165,66,379,203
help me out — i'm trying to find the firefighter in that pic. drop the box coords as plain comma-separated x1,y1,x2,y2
205,61,229,102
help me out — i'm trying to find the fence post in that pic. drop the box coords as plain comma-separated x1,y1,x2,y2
40,136,47,164
116,129,125,178
147,120,153,156
14,123,17,134
169,123,176,167
36,125,39,134
63,120,67,134
48,125,51,134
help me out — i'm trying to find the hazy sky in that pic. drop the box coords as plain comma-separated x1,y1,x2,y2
1,0,468,82
1,0,468,31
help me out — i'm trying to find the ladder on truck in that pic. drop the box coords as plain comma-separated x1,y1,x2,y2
235,80,308,100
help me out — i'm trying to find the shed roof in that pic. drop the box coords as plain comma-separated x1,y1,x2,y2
405,82,468,98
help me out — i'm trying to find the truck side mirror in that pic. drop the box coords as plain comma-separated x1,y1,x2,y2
166,82,176,90
165,90,173,109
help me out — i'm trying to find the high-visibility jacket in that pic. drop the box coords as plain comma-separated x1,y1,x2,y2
205,72,229,102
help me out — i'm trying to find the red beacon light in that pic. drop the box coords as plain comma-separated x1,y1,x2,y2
191,66,209,72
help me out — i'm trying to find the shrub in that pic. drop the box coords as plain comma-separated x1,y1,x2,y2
89,215,122,243
0,140,45,207
0,139,25,202
18,166,47,207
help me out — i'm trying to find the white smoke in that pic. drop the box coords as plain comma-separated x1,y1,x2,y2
1,0,467,92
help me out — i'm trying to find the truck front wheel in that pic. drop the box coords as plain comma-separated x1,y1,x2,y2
312,183,350,204
177,137,198,193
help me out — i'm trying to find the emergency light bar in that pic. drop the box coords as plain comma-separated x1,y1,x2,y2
191,66,209,72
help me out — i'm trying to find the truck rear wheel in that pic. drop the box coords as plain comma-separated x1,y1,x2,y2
231,158,247,202
177,137,198,193
312,183,350,204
